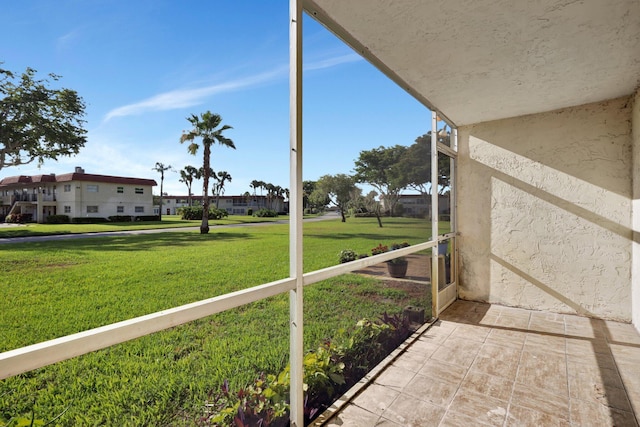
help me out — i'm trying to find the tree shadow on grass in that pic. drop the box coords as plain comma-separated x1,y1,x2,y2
305,232,416,241
8,232,254,252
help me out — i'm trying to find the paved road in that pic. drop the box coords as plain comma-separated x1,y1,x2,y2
0,212,340,245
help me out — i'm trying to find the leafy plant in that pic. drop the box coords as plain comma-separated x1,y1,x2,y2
203,376,288,427
371,242,411,264
338,249,358,264
178,206,228,220
390,242,410,250
107,215,132,222
388,242,410,264
202,312,411,426
5,213,32,224
70,217,108,224
371,243,388,256
253,208,278,218
45,214,70,224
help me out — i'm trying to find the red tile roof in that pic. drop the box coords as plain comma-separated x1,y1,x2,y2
0,172,156,187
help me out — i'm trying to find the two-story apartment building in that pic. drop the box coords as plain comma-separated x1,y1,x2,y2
0,167,157,223
159,194,286,216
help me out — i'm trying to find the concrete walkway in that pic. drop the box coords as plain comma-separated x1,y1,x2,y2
0,213,339,244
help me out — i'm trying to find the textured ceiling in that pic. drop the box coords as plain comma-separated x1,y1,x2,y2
304,0,640,126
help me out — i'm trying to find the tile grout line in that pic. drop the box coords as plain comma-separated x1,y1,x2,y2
563,314,574,426
501,310,530,427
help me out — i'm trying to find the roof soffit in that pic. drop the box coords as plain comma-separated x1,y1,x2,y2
304,0,640,125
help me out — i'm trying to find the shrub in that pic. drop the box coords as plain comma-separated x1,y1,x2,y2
108,215,133,222
208,207,229,220
134,215,160,222
178,206,228,220
338,249,358,264
204,313,411,426
247,208,253,216
5,213,33,223
45,214,70,224
178,206,201,220
71,217,109,224
254,208,278,218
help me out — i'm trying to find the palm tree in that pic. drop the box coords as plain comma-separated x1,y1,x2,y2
179,165,199,206
213,170,232,208
257,180,266,196
265,183,275,210
274,185,284,212
250,179,260,210
180,111,235,234
152,162,173,220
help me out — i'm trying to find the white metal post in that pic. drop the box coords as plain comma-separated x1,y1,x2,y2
289,0,304,425
431,111,439,317
451,128,458,297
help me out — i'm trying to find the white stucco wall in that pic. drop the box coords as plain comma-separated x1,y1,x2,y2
458,97,633,321
632,89,640,331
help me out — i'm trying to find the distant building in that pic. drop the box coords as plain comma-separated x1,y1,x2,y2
0,167,157,223
158,194,286,216
380,193,451,218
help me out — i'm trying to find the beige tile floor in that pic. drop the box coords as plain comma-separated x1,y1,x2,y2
323,300,640,426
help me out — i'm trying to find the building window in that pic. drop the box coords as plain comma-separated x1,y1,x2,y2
117,187,124,194
64,206,71,213
117,206,124,213
87,206,98,213
135,188,143,194
64,184,71,192
87,185,99,192
134,206,144,213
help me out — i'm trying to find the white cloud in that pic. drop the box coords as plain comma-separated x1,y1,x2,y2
304,53,362,71
103,66,288,122
56,28,82,51
103,53,363,122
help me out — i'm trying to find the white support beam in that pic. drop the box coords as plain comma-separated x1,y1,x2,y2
431,111,439,316
289,0,304,425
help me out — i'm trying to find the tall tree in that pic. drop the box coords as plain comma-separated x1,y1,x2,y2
398,131,451,205
250,180,260,196
310,174,358,222
212,170,232,208
249,180,261,210
353,145,407,216
302,180,317,212
353,190,384,228
256,180,266,196
180,111,235,234
179,165,200,206
0,66,87,170
152,162,173,220
265,182,276,209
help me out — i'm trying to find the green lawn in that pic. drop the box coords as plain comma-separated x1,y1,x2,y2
0,214,293,239
0,217,434,425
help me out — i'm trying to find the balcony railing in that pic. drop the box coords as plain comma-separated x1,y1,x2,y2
0,240,437,381
0,236,458,427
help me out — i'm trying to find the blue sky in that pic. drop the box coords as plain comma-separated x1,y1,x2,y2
1,1,432,196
